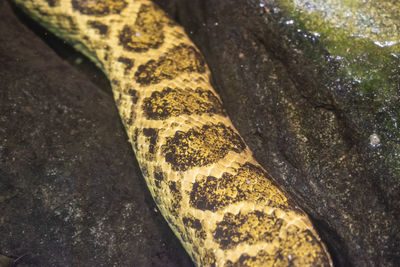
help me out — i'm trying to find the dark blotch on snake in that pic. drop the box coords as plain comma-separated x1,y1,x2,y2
87,20,109,35
142,128,158,155
71,0,127,16
119,4,165,52
135,43,206,85
162,123,245,171
118,57,134,74
142,87,224,120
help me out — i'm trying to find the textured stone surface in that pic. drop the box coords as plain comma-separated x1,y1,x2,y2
0,1,192,266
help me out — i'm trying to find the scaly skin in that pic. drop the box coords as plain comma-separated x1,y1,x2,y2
12,0,333,266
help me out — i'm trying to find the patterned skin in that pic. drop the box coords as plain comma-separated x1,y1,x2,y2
12,0,333,266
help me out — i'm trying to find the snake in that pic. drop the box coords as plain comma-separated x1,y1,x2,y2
12,0,333,266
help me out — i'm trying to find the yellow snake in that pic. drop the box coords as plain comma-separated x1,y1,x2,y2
12,0,333,266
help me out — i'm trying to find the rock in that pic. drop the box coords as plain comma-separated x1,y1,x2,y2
0,1,192,266
153,0,400,266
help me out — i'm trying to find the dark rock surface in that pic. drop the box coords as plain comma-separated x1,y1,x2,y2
1,0,399,266
0,1,192,266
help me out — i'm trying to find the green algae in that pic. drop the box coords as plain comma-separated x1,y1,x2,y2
273,0,399,177
277,0,399,103
287,0,399,45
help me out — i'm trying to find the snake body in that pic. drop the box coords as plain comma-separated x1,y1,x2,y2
13,0,333,266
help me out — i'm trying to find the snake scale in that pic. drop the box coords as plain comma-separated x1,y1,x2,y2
12,0,333,266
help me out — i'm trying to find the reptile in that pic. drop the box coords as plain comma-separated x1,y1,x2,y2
12,0,333,266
